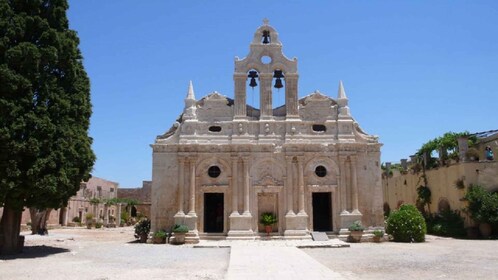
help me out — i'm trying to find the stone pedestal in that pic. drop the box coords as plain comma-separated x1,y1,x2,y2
338,210,363,235
184,214,199,244
227,213,254,239
284,213,310,238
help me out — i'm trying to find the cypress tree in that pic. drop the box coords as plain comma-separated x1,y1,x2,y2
0,0,95,254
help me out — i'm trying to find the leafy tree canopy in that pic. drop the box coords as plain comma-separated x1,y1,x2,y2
0,0,95,211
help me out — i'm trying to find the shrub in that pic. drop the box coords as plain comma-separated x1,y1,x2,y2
386,204,426,242
464,185,498,224
348,220,364,232
172,224,189,233
260,212,277,226
425,210,465,237
154,230,167,238
134,218,151,236
95,222,103,229
373,229,384,237
72,216,81,223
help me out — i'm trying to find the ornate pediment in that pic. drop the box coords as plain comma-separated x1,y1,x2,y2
300,90,336,106
255,175,283,186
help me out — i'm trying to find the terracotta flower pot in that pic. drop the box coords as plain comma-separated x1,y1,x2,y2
265,225,272,236
349,231,363,243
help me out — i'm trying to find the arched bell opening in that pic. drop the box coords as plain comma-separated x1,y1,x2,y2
247,69,261,118
261,30,271,44
272,69,286,110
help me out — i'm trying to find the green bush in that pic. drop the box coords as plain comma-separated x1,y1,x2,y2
386,204,426,242
134,218,151,236
464,185,498,224
72,216,81,223
425,210,465,237
172,224,189,233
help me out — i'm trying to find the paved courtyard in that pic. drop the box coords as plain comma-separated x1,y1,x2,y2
1,227,497,280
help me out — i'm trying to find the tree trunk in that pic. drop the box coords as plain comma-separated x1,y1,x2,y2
29,208,52,235
0,206,23,255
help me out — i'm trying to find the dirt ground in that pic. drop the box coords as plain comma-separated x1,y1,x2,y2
0,227,229,280
1,227,497,280
303,235,498,280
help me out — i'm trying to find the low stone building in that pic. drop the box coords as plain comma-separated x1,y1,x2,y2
0,176,120,228
118,180,151,218
151,20,383,242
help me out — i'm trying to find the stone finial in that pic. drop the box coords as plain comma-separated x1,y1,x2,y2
186,80,196,101
184,80,197,119
337,80,350,117
263,18,269,25
337,80,348,100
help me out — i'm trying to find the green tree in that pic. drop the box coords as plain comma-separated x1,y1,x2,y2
0,0,95,254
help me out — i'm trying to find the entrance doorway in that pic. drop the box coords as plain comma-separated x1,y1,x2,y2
312,192,332,231
204,193,224,233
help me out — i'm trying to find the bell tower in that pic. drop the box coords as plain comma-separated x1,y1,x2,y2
234,19,299,120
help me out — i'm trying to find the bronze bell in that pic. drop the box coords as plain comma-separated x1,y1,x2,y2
248,70,258,88
274,78,283,89
273,70,284,89
262,30,270,44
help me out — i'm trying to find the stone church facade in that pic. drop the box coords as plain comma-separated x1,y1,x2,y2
151,21,383,242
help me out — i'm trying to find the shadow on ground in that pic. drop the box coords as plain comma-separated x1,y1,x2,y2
0,245,70,260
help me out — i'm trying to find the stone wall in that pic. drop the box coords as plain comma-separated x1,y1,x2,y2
383,160,498,227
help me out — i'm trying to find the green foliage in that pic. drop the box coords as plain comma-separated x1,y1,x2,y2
89,198,101,205
95,222,103,229
464,185,498,224
0,1,95,212
134,218,151,235
153,230,167,238
386,204,426,242
106,197,140,206
172,224,189,233
72,216,80,223
121,211,130,223
373,229,384,237
425,210,465,237
85,213,93,220
348,220,365,232
259,212,277,226
416,185,432,209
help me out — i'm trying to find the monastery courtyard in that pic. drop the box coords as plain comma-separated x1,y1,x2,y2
0,227,496,280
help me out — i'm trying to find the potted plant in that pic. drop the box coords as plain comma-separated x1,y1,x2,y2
152,230,167,244
372,229,384,243
172,224,189,245
464,185,498,238
348,220,364,242
260,212,278,236
134,218,151,243
85,213,94,229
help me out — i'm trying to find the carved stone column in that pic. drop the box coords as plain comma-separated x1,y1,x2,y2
234,73,247,118
351,156,360,214
297,157,306,215
285,73,299,118
285,156,295,215
242,156,251,216
259,73,273,119
175,157,185,217
188,158,196,216
231,156,239,215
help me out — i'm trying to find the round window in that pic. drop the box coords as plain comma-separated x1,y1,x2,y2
315,165,327,177
208,166,221,178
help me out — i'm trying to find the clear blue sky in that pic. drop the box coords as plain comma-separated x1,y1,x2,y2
67,1,498,188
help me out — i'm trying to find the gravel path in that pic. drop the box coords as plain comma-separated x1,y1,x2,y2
303,235,498,280
1,228,497,280
0,227,229,280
